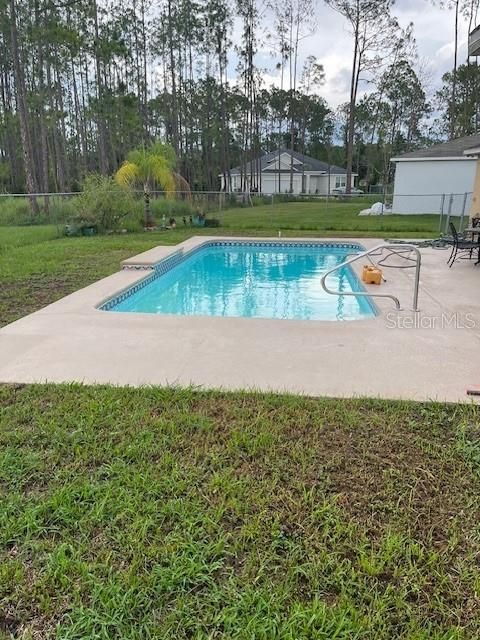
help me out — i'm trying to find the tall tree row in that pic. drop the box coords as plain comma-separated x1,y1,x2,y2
324,0,415,193
0,0,471,202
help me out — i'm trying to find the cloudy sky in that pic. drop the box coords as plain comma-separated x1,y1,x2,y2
242,0,475,108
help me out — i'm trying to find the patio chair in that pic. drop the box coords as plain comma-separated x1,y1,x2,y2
447,222,480,267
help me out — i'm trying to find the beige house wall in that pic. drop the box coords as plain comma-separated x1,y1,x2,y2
469,158,480,219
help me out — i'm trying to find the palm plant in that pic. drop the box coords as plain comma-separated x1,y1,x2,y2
115,143,179,228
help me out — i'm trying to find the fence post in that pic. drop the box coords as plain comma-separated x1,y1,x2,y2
460,192,468,231
445,193,454,235
439,194,445,233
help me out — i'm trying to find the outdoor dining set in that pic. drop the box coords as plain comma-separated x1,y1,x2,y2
447,217,480,267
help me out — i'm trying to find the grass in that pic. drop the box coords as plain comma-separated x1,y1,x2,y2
0,226,185,327
217,201,444,236
0,225,61,248
0,201,447,327
1,385,480,638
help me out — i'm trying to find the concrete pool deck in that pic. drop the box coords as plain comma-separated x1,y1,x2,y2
1,236,479,403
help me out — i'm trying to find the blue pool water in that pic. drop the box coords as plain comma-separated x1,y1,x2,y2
107,243,376,321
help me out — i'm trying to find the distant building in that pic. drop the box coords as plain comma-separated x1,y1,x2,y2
220,149,356,195
391,135,480,215
469,24,480,56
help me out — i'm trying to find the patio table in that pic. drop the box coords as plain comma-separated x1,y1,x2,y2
462,227,480,265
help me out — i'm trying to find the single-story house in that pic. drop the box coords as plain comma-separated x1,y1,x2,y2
220,150,356,195
391,134,480,215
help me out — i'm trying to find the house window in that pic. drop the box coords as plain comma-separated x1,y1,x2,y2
335,176,346,188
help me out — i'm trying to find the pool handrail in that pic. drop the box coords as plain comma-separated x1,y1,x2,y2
320,243,421,312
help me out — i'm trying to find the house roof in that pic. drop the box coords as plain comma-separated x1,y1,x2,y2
229,149,350,175
392,134,480,161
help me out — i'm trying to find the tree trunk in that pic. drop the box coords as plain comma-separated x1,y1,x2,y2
71,54,87,175
290,8,301,194
141,0,149,142
345,6,360,194
279,52,285,194
55,72,69,191
35,0,49,211
144,183,153,227
9,0,39,213
450,0,460,139
0,70,22,191
93,0,109,174
289,9,294,193
167,0,179,153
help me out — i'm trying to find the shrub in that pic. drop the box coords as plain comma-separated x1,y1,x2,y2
0,195,78,226
150,198,193,220
49,197,78,224
0,197,31,225
70,175,137,233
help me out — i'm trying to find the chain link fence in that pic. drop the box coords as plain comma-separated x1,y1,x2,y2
0,189,471,235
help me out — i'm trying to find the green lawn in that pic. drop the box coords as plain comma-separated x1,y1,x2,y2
1,386,480,639
0,201,445,327
0,227,183,327
2,203,479,639
217,200,443,236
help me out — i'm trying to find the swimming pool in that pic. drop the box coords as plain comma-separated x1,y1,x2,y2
102,241,376,321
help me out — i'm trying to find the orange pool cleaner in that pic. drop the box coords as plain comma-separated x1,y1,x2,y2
362,265,383,285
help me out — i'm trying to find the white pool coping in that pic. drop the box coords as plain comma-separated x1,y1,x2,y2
1,235,480,403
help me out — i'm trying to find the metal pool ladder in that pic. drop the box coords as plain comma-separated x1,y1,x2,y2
320,243,422,312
